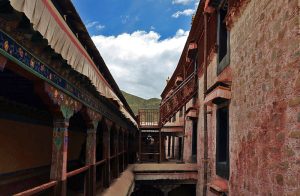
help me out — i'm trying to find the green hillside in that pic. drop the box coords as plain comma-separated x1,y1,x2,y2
121,91,161,115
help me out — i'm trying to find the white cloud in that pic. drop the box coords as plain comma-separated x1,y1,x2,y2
120,15,129,24
86,21,105,31
172,0,193,5
92,29,189,99
172,9,195,18
95,24,105,31
194,0,200,8
86,21,99,28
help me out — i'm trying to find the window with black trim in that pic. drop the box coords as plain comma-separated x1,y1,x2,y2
217,0,230,74
216,101,229,179
179,107,183,117
172,115,176,122
191,119,197,163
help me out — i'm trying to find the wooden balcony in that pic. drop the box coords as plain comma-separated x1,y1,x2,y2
138,108,160,129
160,72,198,124
187,42,198,58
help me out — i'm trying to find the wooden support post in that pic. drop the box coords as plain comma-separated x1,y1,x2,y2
126,132,129,165
172,136,175,158
139,130,142,162
116,128,119,177
168,135,171,157
36,83,82,196
50,118,69,196
159,129,162,163
162,135,166,161
122,130,125,171
0,54,7,71
85,123,97,196
104,119,112,187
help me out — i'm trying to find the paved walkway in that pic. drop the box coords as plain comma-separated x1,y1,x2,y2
100,163,198,196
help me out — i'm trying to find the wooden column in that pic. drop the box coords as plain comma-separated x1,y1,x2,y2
85,128,97,196
0,54,7,71
162,135,166,161
84,109,101,196
126,132,129,164
104,119,112,187
125,132,128,167
172,136,175,158
138,130,142,162
122,130,125,171
159,129,162,163
38,83,82,196
116,127,120,177
50,118,69,196
84,108,101,196
168,136,171,157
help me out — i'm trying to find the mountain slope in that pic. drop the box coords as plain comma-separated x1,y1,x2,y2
121,91,160,115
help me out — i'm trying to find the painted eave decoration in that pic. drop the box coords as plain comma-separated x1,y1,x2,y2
9,0,137,126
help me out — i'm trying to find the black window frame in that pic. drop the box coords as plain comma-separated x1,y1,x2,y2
191,119,197,163
217,0,230,75
179,107,183,117
172,115,176,122
216,101,230,179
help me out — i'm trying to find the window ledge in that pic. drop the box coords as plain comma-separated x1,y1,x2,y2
204,86,231,106
186,108,198,118
208,178,228,193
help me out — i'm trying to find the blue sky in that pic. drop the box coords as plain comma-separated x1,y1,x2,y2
72,0,200,99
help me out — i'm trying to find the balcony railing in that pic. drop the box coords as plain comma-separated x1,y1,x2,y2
160,72,198,124
138,108,160,129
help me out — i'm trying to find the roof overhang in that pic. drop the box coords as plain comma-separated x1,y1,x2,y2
9,0,137,126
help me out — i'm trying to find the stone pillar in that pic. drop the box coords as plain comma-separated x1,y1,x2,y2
183,117,193,163
50,118,69,196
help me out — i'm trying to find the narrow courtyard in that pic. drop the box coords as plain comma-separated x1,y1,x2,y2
0,0,299,196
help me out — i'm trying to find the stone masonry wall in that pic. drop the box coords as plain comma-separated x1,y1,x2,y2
229,0,299,195
196,56,220,196
196,0,300,195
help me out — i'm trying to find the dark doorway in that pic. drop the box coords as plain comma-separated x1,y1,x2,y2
168,184,196,196
131,185,164,196
178,137,182,160
216,103,229,179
